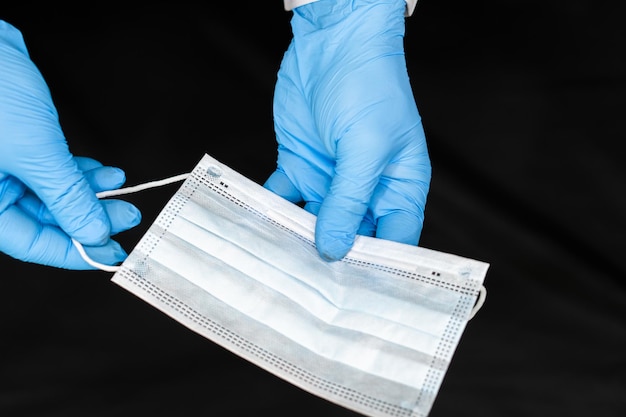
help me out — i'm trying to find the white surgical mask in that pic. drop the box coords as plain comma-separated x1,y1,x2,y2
76,153,489,417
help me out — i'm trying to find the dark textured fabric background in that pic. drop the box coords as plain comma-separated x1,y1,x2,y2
1,2,624,416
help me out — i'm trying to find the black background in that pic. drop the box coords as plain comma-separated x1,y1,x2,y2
1,1,624,416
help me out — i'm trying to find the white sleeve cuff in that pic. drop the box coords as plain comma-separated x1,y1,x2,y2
283,0,316,11
284,0,418,16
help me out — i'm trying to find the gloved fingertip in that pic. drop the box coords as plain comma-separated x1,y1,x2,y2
110,243,129,264
125,204,142,227
72,217,110,246
76,238,128,270
376,212,423,246
264,170,302,203
0,21,29,55
303,201,321,216
357,219,376,237
132,211,142,228
316,231,354,262
105,167,127,188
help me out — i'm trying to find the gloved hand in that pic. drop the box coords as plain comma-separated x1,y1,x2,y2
0,21,141,269
264,0,431,261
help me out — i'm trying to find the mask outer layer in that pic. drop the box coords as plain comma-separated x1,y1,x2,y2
111,153,489,417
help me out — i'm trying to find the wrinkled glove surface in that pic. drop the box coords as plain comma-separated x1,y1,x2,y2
264,0,431,261
0,21,140,269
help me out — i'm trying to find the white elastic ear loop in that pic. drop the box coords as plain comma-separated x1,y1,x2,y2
95,173,190,199
469,285,487,320
72,238,122,273
72,172,190,273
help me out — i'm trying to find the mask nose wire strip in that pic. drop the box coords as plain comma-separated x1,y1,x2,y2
72,172,191,273
73,171,487,320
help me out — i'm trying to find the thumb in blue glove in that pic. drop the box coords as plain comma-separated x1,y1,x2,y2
0,21,141,269
264,0,431,261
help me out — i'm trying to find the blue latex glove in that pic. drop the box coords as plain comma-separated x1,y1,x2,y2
0,21,141,269
264,0,431,261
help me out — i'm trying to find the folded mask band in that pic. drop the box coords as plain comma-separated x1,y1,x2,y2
74,240,487,319
76,154,489,417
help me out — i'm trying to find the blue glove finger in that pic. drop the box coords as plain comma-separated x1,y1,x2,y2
16,194,140,238
100,200,141,235
263,169,303,203
0,205,126,269
0,173,26,212
14,159,137,227
0,22,111,248
314,135,389,261
84,166,126,193
370,158,430,245
302,201,321,216
79,161,142,234
376,210,423,245
315,123,430,260
73,157,141,236
74,156,104,172
305,201,376,237
357,212,376,237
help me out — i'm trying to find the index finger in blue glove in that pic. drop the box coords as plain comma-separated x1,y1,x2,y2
12,157,128,223
16,158,141,235
313,123,393,261
17,194,141,237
